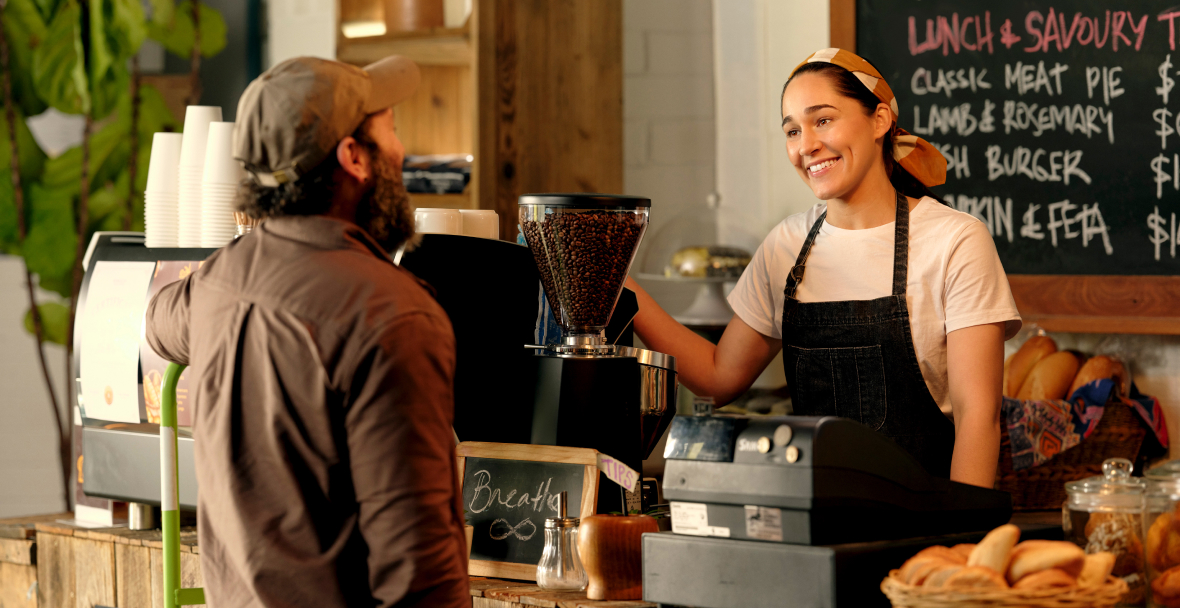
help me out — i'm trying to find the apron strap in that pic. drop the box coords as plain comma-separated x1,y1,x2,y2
784,210,827,300
784,192,912,300
891,190,910,297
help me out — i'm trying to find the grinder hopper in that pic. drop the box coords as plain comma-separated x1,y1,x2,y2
519,194,650,347
519,194,675,461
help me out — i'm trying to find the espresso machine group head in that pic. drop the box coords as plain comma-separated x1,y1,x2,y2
519,193,678,512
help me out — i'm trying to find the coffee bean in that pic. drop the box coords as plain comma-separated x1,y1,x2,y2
521,210,645,332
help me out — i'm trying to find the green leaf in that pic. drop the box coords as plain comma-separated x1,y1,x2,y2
147,0,172,26
2,0,51,116
0,107,49,251
23,182,76,281
32,0,61,21
89,0,145,120
135,83,180,136
40,112,128,196
88,0,145,90
23,301,69,344
37,270,72,297
145,1,226,59
89,63,127,121
0,174,16,251
32,0,89,115
87,179,123,231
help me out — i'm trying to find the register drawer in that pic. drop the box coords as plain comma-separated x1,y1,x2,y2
642,525,1062,608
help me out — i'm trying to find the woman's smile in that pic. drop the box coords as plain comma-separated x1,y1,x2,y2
807,157,842,177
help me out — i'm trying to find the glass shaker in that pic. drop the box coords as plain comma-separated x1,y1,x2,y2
1064,457,1147,606
1144,460,1180,608
537,491,588,591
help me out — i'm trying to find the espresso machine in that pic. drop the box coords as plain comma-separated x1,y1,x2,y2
518,194,678,513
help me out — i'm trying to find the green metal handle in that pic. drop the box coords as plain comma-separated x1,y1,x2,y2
161,363,203,607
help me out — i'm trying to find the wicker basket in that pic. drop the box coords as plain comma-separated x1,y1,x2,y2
880,570,1128,608
995,403,1147,511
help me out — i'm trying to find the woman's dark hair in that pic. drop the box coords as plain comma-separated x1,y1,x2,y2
237,117,381,219
783,62,946,205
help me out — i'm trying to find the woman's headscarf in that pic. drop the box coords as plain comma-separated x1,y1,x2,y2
791,48,946,188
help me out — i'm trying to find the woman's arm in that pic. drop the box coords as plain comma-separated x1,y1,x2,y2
946,321,1005,487
627,277,782,404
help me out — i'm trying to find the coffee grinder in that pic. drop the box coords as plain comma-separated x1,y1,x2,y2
519,194,678,513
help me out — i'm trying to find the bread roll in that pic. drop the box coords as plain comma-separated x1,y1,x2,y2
943,566,1009,589
1011,568,1077,589
1152,565,1180,604
1077,552,1115,588
1068,355,1129,399
950,544,975,561
1148,511,1180,572
1006,540,1085,584
913,545,967,565
900,556,955,586
967,524,1020,573
1006,336,1057,397
921,564,964,589
1016,351,1081,401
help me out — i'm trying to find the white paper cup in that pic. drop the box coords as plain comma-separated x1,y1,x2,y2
460,209,499,239
203,122,244,185
145,132,183,194
179,106,223,168
414,208,462,235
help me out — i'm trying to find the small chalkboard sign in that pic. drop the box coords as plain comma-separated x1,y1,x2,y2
457,442,599,580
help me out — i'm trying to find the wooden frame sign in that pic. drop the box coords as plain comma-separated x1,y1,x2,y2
456,442,599,580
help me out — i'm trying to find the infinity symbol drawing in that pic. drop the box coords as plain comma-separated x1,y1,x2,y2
489,517,538,541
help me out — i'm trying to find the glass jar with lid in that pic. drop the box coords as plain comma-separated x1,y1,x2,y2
1143,459,1180,607
1064,458,1147,606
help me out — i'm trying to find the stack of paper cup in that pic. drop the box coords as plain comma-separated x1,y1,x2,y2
200,122,243,248
460,210,499,239
177,106,223,247
143,132,184,247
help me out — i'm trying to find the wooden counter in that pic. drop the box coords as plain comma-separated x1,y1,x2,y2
469,578,654,608
0,513,654,608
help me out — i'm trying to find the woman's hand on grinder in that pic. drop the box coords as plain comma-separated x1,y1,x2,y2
625,276,782,405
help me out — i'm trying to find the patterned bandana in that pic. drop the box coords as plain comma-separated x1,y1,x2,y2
790,48,947,188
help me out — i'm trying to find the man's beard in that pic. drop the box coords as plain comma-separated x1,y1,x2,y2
355,154,415,252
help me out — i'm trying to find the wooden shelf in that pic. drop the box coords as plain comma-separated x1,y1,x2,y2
409,191,476,210
1009,275,1180,335
337,26,472,66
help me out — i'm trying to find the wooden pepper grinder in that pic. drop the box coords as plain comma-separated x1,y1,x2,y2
577,513,659,600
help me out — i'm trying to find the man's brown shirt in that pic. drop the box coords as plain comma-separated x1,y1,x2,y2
146,215,468,607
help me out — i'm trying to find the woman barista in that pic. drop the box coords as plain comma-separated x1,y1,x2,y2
628,49,1021,487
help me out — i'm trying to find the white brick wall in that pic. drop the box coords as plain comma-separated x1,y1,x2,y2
0,257,68,517
624,0,717,314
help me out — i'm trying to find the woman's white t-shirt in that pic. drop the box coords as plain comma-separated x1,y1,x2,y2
728,197,1022,418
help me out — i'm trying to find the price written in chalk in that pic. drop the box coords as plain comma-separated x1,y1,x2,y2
597,453,639,493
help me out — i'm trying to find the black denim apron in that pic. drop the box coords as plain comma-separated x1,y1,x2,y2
782,192,955,478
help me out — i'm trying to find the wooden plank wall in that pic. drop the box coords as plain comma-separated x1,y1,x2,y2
484,0,624,239
394,64,475,156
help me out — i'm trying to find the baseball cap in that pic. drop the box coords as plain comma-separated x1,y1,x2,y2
233,55,421,188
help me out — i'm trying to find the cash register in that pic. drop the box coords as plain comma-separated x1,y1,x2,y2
643,414,1014,607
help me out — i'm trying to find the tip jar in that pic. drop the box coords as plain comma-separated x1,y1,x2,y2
1064,458,1147,605
536,491,588,591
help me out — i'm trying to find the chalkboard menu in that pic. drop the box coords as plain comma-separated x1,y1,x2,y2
857,1,1180,274
457,442,598,579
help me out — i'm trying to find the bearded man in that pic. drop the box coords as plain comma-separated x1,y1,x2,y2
145,56,469,608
